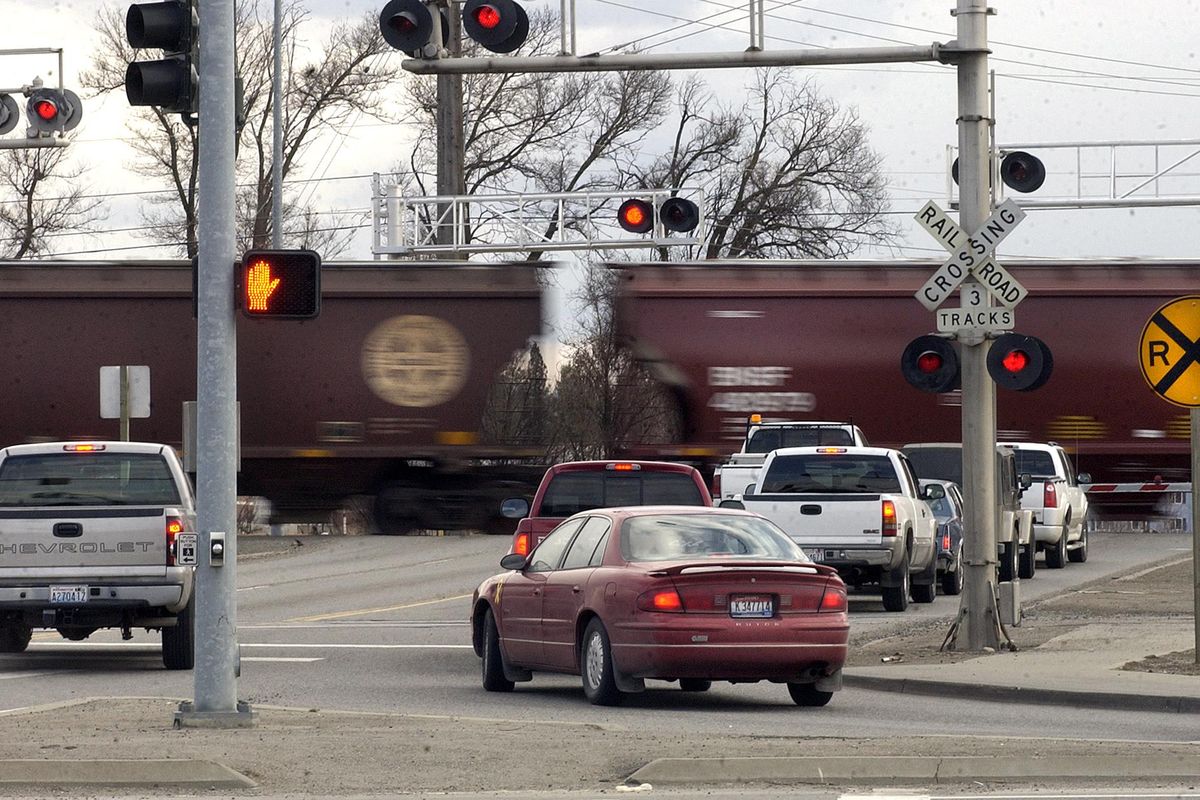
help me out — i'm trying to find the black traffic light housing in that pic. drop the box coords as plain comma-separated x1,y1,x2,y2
987,332,1053,391
26,88,83,136
462,0,528,53
901,335,961,394
379,0,438,55
238,249,322,319
952,150,1046,194
0,94,20,135
125,0,199,116
617,197,700,234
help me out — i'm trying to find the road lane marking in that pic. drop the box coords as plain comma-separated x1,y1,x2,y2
0,671,69,680
242,643,473,650
241,657,324,663
240,621,468,630
286,593,472,623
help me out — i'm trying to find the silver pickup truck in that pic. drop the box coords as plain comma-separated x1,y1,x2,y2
0,441,196,669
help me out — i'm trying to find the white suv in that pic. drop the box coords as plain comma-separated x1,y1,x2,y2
1007,442,1089,568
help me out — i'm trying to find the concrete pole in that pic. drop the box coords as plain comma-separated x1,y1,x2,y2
272,0,284,248
955,0,1001,651
1192,408,1199,664
184,0,248,721
436,5,464,249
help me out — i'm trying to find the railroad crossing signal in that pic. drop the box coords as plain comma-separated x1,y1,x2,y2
238,249,322,319
914,199,1028,313
900,335,960,394
380,0,528,57
1139,296,1200,407
987,333,1052,392
617,196,700,235
25,88,83,136
0,94,18,135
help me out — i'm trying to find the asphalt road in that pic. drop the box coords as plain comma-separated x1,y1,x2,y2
0,531,1193,746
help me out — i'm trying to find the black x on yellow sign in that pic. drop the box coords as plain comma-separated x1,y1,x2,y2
1140,296,1200,407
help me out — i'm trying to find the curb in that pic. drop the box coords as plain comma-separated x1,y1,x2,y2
844,673,1200,714
629,753,1200,786
0,759,254,789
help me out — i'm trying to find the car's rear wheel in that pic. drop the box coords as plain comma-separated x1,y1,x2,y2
162,596,195,670
481,607,515,692
581,619,622,706
1018,534,1037,580
1046,523,1068,569
787,681,833,707
941,562,964,596
881,551,910,612
679,678,711,692
910,548,937,604
1068,525,1089,563
0,622,31,653
998,541,1018,582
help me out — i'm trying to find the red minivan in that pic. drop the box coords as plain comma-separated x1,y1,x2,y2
501,461,712,556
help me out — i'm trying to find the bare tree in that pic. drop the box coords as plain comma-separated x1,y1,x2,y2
0,147,103,259
481,340,553,456
641,70,897,259
81,0,396,257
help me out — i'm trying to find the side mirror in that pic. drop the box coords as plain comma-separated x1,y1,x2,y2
1077,472,1092,485
500,553,527,571
1019,473,1033,490
719,500,745,510
922,484,946,500
500,498,529,519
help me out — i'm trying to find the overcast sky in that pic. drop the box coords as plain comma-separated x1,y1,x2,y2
3,0,1200,331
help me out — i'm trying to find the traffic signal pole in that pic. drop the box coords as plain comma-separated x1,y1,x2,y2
175,0,253,726
955,0,1003,651
436,6,465,249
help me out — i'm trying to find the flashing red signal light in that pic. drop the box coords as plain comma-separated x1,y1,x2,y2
238,248,322,319
25,88,83,135
472,4,502,28
32,99,58,122
618,198,654,233
901,335,960,394
462,0,528,53
988,332,1052,391
1001,349,1029,373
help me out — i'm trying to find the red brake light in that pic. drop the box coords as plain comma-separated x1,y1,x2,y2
942,532,951,551
1044,481,1058,508
819,584,847,612
606,462,640,471
816,447,847,454
166,516,183,566
637,588,684,612
472,4,502,29
514,532,530,557
917,351,943,374
881,500,898,537
63,443,105,452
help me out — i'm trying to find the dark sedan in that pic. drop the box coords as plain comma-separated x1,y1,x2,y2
471,506,849,707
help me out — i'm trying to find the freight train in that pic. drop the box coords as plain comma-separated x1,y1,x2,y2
613,259,1199,489
1,258,1193,533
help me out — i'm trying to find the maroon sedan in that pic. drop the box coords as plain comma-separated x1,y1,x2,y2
470,506,849,706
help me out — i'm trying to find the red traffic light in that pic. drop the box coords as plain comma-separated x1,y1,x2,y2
239,249,322,319
32,98,58,122
901,335,960,394
471,4,502,28
618,199,654,234
462,0,527,53
987,332,1052,391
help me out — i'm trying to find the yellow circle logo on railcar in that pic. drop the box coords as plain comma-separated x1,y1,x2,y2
361,315,470,408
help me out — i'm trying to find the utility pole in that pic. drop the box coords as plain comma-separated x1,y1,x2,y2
955,0,1002,650
436,3,464,249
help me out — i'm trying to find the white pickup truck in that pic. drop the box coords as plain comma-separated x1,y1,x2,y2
725,446,938,612
1007,442,1090,568
713,419,868,501
0,441,197,669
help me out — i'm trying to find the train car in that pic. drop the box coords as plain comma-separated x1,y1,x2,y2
0,260,543,533
613,260,1200,485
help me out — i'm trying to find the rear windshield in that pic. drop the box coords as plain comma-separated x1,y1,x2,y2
746,427,854,453
760,454,900,494
904,448,963,486
621,514,804,562
539,471,704,517
1013,449,1056,478
0,452,181,507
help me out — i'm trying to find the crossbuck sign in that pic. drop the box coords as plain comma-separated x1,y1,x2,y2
914,199,1029,312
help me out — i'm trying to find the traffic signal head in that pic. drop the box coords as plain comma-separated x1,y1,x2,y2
987,332,1052,391
125,0,198,114
617,197,701,234
0,94,19,135
239,249,322,319
462,0,528,53
25,89,83,135
999,151,1046,193
901,335,960,394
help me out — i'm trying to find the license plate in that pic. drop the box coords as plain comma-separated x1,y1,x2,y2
729,594,774,618
50,585,88,604
803,548,824,562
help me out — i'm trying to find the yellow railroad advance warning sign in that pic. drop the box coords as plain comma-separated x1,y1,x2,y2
1140,296,1200,407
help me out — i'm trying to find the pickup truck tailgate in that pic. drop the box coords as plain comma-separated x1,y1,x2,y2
0,507,169,572
748,494,886,547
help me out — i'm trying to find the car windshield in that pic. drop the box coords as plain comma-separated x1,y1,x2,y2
745,427,855,453
621,514,805,562
539,471,703,517
0,452,181,506
759,454,900,493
